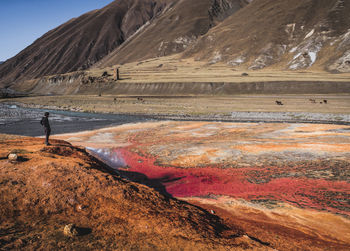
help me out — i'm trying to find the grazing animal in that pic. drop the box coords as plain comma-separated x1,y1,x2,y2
275,100,283,105
102,71,110,77
323,99,327,104
137,97,144,102
309,99,316,103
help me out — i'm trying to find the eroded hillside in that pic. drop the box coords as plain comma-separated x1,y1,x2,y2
0,136,268,250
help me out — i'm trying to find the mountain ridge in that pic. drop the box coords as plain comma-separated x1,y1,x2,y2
0,0,171,87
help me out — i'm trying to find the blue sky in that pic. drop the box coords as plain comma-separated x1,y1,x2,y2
0,0,113,62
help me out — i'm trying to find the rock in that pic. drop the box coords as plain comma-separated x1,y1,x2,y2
75,204,83,211
8,153,18,161
63,224,79,237
241,72,249,76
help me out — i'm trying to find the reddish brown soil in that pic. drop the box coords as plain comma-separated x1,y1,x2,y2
56,121,350,250
187,198,350,251
0,136,270,250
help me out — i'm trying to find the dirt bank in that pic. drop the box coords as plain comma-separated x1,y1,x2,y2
0,136,269,250
14,78,350,96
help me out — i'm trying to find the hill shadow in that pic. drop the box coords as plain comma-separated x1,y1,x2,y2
117,170,185,198
85,149,176,198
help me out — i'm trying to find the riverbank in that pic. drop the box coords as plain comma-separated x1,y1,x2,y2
1,95,350,137
4,94,350,115
1,102,350,137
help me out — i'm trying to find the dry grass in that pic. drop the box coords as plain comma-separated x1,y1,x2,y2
5,56,350,115
5,93,350,116
91,55,350,83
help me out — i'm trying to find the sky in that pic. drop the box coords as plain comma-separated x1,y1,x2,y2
0,0,114,62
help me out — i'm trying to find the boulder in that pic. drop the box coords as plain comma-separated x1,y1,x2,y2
8,153,18,161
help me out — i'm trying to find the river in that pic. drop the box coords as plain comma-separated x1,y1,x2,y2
0,103,152,136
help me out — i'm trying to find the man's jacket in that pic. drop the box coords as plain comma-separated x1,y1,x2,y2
40,117,50,129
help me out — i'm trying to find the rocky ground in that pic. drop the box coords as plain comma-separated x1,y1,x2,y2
0,136,270,250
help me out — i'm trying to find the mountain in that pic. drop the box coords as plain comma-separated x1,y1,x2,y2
1,0,350,91
0,61,4,65
0,0,249,87
98,0,350,72
182,0,350,72
0,0,171,87
96,0,249,67
96,0,350,72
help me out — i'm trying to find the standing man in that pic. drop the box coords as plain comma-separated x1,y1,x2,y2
40,112,51,145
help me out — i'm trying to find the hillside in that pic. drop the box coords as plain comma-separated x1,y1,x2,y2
0,0,249,88
96,0,249,67
0,0,171,87
0,136,268,250
183,0,350,72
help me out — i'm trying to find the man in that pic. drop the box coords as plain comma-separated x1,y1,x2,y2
40,112,51,145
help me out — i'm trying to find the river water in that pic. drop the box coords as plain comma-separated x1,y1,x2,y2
0,103,152,136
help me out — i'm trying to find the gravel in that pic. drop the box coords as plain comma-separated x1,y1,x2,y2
1,102,349,137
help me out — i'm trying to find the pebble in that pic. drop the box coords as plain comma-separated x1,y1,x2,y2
63,224,79,237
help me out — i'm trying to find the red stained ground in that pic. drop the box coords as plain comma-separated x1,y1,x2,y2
115,148,350,216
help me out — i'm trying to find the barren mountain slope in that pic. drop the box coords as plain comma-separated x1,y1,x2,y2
183,0,350,72
95,0,250,67
0,0,171,87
